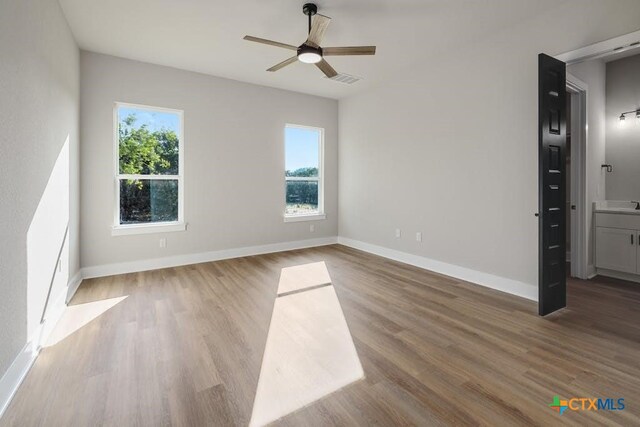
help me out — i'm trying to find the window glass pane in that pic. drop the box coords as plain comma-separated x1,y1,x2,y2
285,127,319,177
286,180,318,215
120,179,178,224
118,106,180,175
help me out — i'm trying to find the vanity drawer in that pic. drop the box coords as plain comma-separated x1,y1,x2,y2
595,212,640,230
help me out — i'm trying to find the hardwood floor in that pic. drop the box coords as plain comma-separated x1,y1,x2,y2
2,244,639,426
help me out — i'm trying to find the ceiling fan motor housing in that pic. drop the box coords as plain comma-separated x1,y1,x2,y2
297,44,323,63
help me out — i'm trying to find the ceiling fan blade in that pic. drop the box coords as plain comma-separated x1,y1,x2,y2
323,46,377,56
315,59,338,78
243,35,297,51
306,14,331,48
267,56,298,72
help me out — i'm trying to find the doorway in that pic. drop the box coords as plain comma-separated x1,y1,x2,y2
539,28,640,315
565,75,588,280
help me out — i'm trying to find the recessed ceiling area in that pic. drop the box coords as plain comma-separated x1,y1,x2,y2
59,0,558,99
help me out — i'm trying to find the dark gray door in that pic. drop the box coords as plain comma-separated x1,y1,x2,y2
538,53,567,316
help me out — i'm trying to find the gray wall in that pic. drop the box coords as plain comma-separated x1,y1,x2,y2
567,59,607,268
80,52,338,269
605,54,640,201
338,3,640,296
0,0,80,377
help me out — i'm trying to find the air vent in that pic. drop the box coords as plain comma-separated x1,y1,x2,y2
325,73,362,84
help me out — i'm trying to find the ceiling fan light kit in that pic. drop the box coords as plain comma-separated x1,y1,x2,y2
297,45,323,64
243,3,376,79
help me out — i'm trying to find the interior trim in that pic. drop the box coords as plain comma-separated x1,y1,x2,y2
595,268,640,284
82,237,339,279
337,237,537,301
0,342,37,420
556,29,640,65
66,272,84,304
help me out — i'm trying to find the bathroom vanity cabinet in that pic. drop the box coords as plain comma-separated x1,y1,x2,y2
595,209,640,278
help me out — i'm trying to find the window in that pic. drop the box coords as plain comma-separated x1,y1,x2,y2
113,103,184,235
284,124,325,221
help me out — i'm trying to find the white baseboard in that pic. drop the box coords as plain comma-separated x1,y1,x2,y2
594,268,640,284
0,341,37,419
337,237,537,301
0,269,81,419
586,264,597,279
66,271,83,303
82,237,339,279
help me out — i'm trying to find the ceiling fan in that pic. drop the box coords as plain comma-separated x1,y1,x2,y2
243,3,376,78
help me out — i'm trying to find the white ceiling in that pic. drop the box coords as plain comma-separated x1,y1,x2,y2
59,0,556,99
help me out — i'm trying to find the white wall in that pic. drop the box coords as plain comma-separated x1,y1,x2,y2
605,54,640,200
567,59,607,269
338,3,640,297
80,52,338,270
0,0,79,378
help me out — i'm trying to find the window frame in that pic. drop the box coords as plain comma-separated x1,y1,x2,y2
112,102,186,236
283,123,326,222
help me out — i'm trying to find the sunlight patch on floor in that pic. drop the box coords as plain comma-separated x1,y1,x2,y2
44,296,128,347
277,261,332,296
250,264,363,427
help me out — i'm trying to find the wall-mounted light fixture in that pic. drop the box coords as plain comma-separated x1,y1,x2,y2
619,109,640,121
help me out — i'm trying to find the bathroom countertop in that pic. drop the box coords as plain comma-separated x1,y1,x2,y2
594,207,640,215
593,201,640,215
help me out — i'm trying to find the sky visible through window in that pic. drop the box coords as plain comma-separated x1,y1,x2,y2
119,107,180,133
286,127,319,172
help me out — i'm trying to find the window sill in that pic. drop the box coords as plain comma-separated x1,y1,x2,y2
112,222,187,236
283,214,326,223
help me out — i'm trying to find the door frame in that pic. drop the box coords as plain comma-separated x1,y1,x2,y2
565,74,588,279
555,29,640,65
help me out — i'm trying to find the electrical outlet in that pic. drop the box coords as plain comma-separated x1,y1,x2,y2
159,238,167,248
416,232,422,242
395,228,401,238
310,224,315,233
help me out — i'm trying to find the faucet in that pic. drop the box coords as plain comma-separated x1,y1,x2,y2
632,201,640,210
